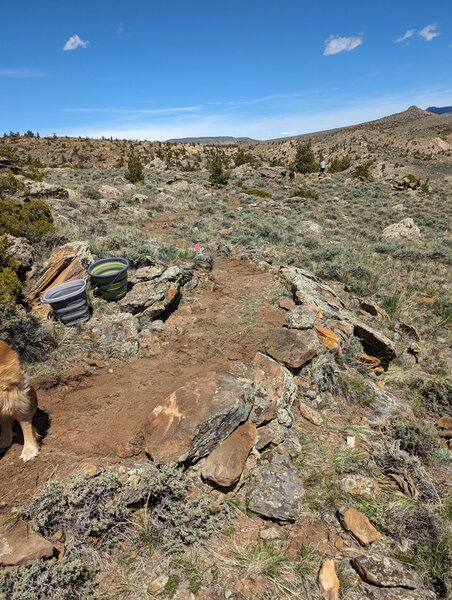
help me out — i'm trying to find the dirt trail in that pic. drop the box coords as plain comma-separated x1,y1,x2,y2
0,259,285,509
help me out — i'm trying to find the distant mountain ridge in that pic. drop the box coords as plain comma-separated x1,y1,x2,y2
165,136,257,145
426,106,452,115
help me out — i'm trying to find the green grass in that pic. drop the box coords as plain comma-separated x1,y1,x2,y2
232,541,290,578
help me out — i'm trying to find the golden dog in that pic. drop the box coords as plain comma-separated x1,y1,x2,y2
0,340,39,461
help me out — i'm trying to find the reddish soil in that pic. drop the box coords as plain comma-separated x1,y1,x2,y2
0,259,285,510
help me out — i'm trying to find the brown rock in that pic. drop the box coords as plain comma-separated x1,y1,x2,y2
279,297,296,310
144,371,253,464
439,429,452,439
255,420,286,450
314,325,340,350
0,520,54,566
201,422,257,487
299,401,324,426
25,242,92,303
319,559,340,600
148,574,169,595
438,416,452,430
360,299,388,321
266,328,319,369
338,506,381,546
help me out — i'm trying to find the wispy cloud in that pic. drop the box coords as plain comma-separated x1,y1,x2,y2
419,23,440,41
0,68,47,78
63,34,89,51
61,106,200,115
117,22,124,34
396,23,440,43
396,29,416,43
323,35,363,56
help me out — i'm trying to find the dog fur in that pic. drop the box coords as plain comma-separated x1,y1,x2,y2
0,340,39,461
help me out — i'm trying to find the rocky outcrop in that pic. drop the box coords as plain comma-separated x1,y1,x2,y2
119,266,191,317
246,451,305,521
83,313,140,357
27,181,69,199
144,371,254,464
281,267,396,361
249,352,297,425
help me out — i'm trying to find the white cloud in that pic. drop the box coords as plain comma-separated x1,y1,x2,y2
0,68,46,78
323,35,363,56
396,23,440,43
396,29,416,43
63,34,89,51
418,23,440,41
117,22,124,34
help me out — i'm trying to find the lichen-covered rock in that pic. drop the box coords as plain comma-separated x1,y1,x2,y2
299,401,323,426
27,181,69,199
266,328,320,369
382,218,420,241
144,371,254,464
284,305,318,330
255,420,287,450
351,555,421,589
246,451,304,521
249,352,297,425
5,234,34,273
84,313,140,357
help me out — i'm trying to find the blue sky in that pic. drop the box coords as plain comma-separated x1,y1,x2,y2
1,0,451,140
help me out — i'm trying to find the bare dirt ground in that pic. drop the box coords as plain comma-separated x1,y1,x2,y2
0,259,285,511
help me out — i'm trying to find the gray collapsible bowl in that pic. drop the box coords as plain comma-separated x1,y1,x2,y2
41,279,90,326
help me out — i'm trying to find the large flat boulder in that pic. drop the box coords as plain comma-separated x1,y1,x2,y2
144,371,253,464
201,422,257,487
246,451,304,521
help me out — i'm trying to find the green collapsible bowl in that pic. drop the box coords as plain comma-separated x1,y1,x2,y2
88,257,129,301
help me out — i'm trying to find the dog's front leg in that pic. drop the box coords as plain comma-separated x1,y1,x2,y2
0,416,13,450
18,419,39,461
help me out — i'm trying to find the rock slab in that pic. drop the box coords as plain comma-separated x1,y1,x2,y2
319,559,340,600
351,555,420,589
0,521,54,566
201,422,257,487
265,328,319,369
338,506,381,546
144,371,253,464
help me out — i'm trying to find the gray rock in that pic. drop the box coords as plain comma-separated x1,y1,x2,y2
99,184,122,198
247,451,304,521
382,218,420,241
351,555,421,589
5,234,34,272
98,197,119,213
27,181,69,199
84,313,140,357
284,306,317,330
